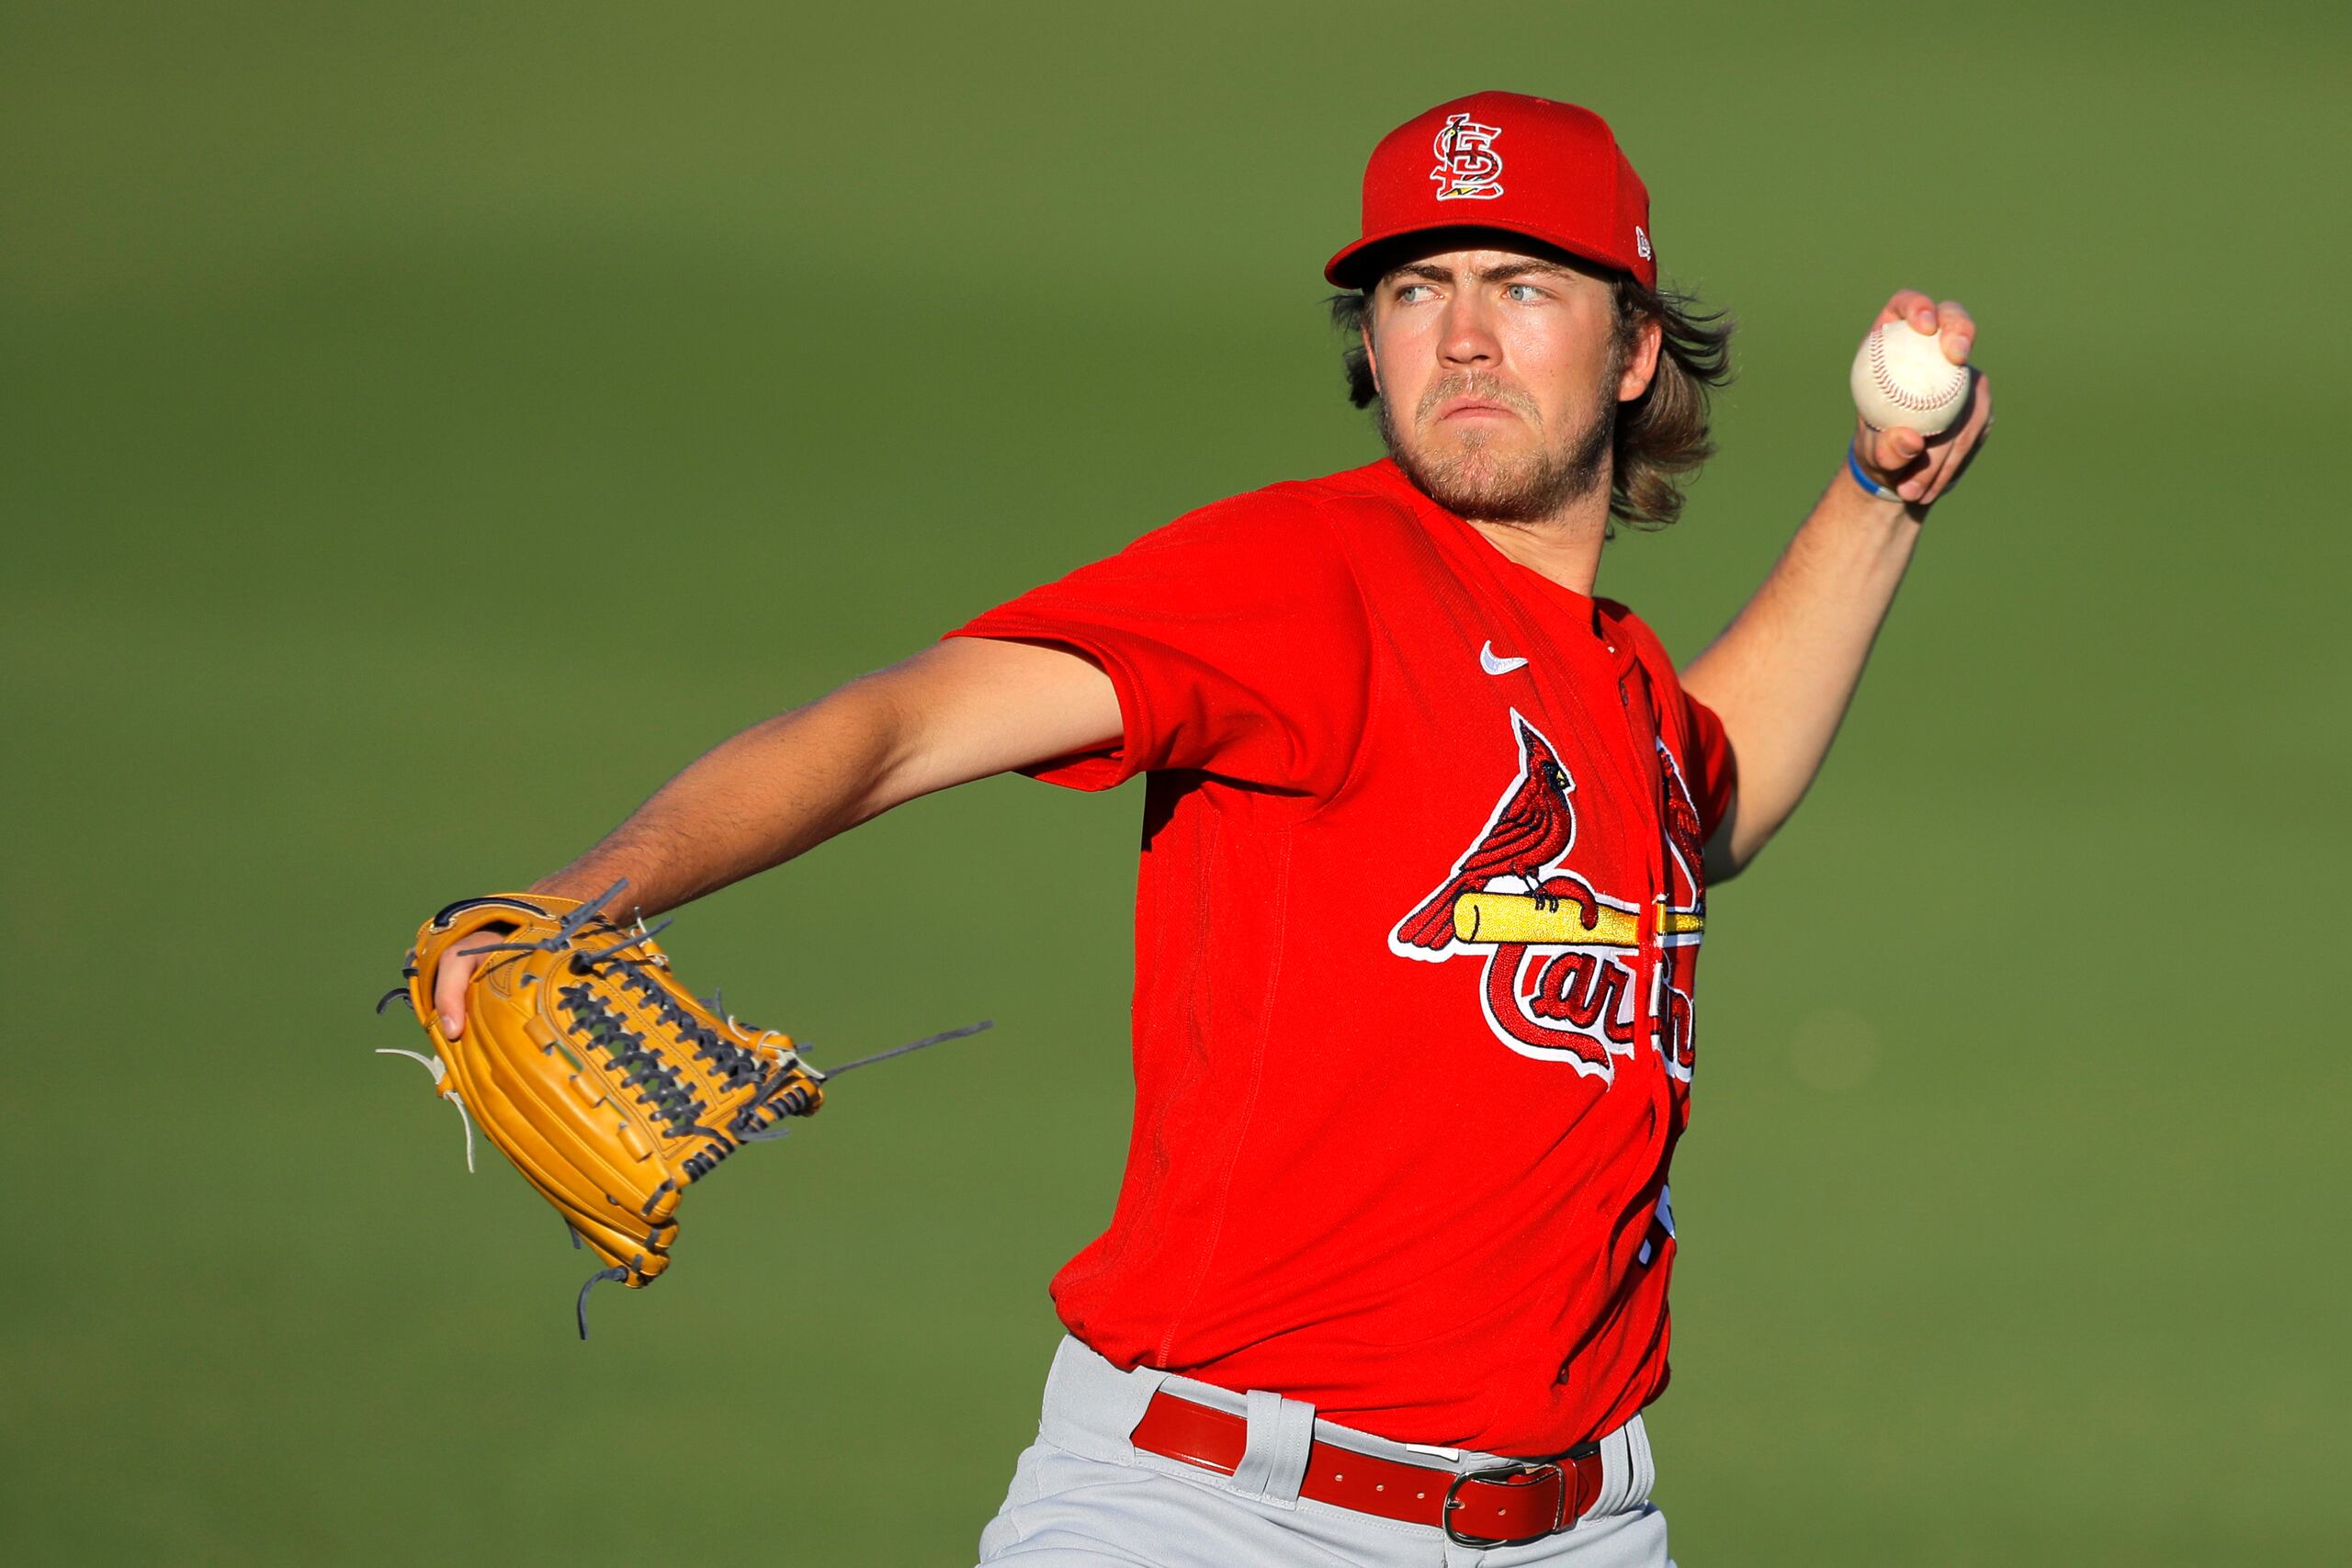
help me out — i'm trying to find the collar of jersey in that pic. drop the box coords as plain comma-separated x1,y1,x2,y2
1359,457,1623,650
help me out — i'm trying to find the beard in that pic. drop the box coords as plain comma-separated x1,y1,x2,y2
1380,368,1616,525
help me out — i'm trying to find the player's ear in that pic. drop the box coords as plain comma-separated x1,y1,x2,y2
1617,312,1664,403
1360,321,1381,398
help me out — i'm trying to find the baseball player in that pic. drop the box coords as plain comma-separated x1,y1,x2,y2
429,91,1990,1565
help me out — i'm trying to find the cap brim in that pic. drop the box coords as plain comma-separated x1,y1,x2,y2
1325,222,1635,289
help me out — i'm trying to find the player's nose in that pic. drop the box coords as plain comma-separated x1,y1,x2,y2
1438,298,1500,367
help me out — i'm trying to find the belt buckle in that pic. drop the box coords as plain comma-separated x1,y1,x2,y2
1441,1460,1566,1548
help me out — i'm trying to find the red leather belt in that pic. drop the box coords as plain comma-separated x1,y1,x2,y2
1129,1389,1604,1548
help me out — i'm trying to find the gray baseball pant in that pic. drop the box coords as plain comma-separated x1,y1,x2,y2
978,1336,1674,1568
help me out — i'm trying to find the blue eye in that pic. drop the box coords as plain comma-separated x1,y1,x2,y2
1506,283,1546,302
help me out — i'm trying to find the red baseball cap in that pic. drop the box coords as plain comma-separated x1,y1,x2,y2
1324,92,1657,291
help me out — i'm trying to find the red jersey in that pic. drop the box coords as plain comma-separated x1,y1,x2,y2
947,457,1736,1456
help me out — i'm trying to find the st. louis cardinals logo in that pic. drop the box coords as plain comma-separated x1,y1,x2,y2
1388,712,1706,1083
1430,112,1504,201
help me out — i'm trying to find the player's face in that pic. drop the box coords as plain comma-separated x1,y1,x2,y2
1363,244,1657,525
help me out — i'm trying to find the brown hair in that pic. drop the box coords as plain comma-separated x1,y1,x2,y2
1328,271,1736,531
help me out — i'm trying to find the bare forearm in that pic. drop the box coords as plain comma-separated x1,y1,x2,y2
526,637,1122,917
527,679,919,916
1680,472,1922,874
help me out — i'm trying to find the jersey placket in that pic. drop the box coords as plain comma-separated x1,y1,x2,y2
1604,634,1671,1088
1498,579,1665,1073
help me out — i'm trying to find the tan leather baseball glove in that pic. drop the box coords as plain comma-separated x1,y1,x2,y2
377,883,985,1337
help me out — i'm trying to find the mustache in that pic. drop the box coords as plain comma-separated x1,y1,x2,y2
1416,372,1541,427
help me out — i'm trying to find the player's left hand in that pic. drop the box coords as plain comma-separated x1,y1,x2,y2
1854,290,1994,507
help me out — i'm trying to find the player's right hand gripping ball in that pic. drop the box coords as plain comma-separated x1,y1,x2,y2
377,885,825,1335
1849,318,1973,436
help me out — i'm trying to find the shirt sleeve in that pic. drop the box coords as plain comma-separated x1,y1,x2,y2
1679,688,1738,840
942,489,1374,798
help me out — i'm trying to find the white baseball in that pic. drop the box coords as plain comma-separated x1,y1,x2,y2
1849,320,1972,435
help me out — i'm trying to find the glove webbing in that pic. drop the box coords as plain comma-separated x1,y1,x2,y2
556,982,711,1138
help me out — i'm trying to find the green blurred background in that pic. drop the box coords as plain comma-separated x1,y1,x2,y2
5,2,2346,1562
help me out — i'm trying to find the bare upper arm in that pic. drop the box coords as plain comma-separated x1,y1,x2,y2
853,636,1123,804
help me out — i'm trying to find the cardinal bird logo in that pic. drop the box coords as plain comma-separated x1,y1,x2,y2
1393,715,1594,953
1389,711,1649,1079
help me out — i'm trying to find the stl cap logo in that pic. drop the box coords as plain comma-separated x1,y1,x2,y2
1634,225,1651,260
1430,112,1505,201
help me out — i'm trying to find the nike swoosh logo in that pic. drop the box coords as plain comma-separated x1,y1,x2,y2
1479,641,1529,675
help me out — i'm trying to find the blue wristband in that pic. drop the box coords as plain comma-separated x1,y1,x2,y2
1847,444,1902,502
